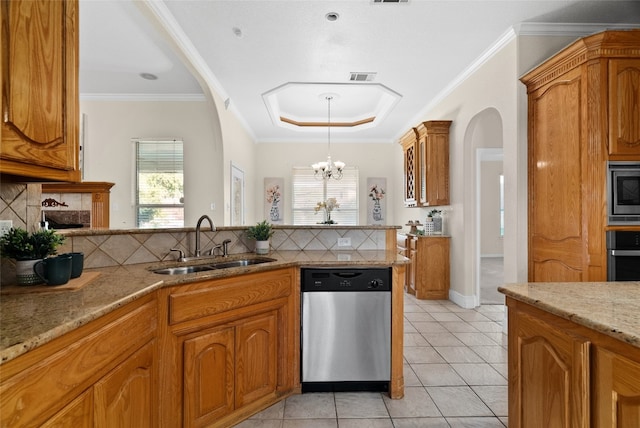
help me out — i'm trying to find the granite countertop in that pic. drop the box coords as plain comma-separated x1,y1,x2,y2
0,250,408,364
499,282,640,349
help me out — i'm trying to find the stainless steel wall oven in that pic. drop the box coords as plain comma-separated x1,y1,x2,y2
607,230,640,281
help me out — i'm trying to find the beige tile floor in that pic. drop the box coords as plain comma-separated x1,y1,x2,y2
236,294,509,427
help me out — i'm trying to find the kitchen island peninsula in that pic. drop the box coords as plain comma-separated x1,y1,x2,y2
499,281,640,428
0,232,408,427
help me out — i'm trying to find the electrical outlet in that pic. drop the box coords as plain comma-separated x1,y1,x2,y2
0,220,13,237
337,237,351,247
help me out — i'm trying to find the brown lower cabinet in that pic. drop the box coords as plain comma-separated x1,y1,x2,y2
397,233,450,299
507,297,640,428
158,267,299,428
0,294,158,427
1,265,402,426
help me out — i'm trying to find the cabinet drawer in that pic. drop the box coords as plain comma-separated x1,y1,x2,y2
169,269,293,325
0,299,157,427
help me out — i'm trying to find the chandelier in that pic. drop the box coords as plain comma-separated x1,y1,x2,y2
312,96,345,180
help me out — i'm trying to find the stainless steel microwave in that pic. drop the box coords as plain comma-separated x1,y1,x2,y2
607,161,640,225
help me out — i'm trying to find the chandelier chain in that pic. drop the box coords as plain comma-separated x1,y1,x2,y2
311,95,345,180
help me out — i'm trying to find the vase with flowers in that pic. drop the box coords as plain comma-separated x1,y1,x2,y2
315,198,339,224
0,227,66,285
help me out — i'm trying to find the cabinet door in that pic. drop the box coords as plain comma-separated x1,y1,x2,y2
594,347,640,428
406,236,417,296
509,309,590,428
418,136,427,205
183,327,235,427
609,59,640,157
528,67,584,282
400,128,419,206
0,0,80,181
417,121,451,207
235,312,277,407
93,340,156,428
40,390,93,428
415,237,450,300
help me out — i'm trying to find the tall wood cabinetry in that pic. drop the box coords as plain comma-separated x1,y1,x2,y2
521,30,640,282
0,0,80,182
400,121,451,207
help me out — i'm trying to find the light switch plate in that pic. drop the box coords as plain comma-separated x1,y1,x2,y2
0,220,13,237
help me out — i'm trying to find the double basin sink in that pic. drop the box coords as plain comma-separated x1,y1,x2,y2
152,256,276,275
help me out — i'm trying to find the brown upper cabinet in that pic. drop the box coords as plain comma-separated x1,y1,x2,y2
609,58,640,157
521,30,640,283
400,128,420,206
400,121,451,207
0,0,81,182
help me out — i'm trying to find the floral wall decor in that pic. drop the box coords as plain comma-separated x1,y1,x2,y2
264,177,284,224
367,177,387,225
231,162,245,226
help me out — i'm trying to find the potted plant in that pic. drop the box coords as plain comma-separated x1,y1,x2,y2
246,220,274,255
0,227,66,285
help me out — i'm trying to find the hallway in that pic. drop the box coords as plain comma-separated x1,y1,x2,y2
236,295,508,427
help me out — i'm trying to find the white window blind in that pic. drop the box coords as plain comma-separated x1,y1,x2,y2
292,167,359,225
135,139,184,228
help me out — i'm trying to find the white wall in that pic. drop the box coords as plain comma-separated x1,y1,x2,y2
253,142,398,225
81,100,213,228
391,31,580,307
480,161,504,256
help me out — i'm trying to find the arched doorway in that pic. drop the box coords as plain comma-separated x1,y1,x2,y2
465,108,504,305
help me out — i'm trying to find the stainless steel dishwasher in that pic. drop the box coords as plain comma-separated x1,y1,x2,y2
301,267,391,393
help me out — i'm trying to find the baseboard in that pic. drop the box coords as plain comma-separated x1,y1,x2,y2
448,289,478,309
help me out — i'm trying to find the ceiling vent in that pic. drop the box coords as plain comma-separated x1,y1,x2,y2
349,72,377,82
372,0,408,3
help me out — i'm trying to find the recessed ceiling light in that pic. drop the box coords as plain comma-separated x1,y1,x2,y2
232,27,243,38
325,12,339,22
140,73,158,80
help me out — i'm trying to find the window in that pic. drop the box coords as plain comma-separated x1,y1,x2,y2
292,167,359,225
135,139,184,228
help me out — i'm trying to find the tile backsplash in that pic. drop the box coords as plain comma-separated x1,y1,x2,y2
64,227,388,270
1,182,393,283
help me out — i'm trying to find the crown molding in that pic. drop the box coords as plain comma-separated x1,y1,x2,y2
397,22,640,141
80,93,206,102
515,22,640,36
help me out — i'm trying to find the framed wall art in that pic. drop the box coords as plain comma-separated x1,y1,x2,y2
367,177,387,225
264,177,284,224
230,162,244,225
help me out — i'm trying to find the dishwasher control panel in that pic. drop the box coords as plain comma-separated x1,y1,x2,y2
302,268,391,292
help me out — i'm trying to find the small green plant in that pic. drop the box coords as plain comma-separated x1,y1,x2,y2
246,220,274,241
427,209,441,218
0,227,65,260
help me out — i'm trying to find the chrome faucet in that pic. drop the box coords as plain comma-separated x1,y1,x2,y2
195,215,215,257
209,239,232,257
